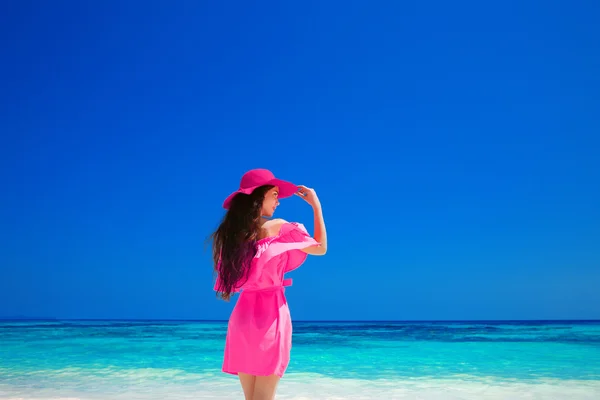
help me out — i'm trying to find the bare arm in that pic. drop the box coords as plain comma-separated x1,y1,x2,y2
302,203,327,255
295,185,327,256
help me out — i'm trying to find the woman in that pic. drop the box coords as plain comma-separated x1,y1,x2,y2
209,168,327,400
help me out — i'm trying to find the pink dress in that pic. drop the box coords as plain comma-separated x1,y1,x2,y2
214,222,321,378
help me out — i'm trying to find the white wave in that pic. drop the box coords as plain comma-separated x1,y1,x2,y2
1,371,600,399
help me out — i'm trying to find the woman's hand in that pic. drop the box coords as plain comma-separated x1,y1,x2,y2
295,185,321,209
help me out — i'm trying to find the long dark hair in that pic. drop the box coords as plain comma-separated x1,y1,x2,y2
209,185,274,301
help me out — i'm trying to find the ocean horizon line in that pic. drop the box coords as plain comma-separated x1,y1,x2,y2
1,317,599,323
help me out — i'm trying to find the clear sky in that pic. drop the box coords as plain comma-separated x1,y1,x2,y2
1,1,599,321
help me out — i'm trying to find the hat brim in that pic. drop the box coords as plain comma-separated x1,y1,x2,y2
222,178,298,209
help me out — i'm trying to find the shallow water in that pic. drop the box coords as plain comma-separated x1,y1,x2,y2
1,320,599,399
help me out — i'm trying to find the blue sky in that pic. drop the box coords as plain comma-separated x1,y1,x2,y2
1,1,599,320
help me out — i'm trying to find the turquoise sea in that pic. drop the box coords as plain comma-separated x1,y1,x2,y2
1,320,599,399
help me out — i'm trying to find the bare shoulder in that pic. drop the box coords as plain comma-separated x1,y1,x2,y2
260,218,289,238
271,218,289,233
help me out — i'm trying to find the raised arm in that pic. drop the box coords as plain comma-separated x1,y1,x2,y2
295,185,327,256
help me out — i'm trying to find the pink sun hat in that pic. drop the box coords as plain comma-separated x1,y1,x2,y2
222,169,299,210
